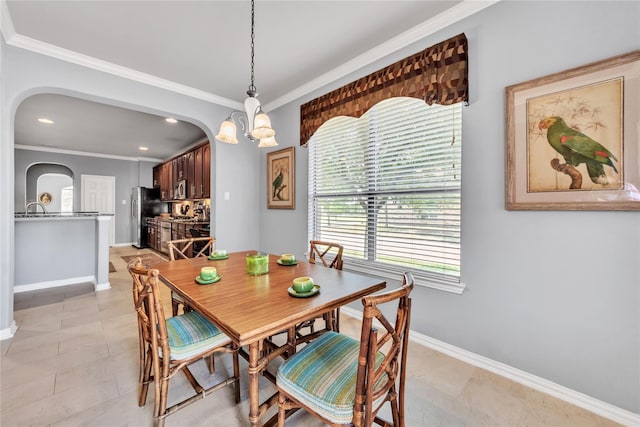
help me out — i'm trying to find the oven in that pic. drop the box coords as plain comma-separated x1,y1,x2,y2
160,221,172,254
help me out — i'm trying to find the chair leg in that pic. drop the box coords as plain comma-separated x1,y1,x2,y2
139,348,153,406
156,375,170,420
207,354,215,374
277,394,287,427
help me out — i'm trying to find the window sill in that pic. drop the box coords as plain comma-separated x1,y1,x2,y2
344,260,466,295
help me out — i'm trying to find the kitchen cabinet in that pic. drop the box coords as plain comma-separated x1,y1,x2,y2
202,143,211,198
147,218,159,251
153,166,160,189
192,143,211,199
154,140,210,201
186,150,195,198
160,162,173,201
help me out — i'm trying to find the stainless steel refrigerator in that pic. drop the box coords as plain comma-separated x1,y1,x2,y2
131,187,168,248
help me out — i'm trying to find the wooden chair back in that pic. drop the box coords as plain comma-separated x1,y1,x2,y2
127,259,171,410
353,272,413,426
309,240,344,270
167,236,214,260
127,257,240,423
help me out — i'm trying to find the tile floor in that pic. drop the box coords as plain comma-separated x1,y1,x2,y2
1,246,620,426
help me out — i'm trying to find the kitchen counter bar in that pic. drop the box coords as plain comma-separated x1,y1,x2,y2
14,213,112,292
14,211,110,221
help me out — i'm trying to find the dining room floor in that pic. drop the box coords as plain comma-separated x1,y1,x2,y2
1,246,621,427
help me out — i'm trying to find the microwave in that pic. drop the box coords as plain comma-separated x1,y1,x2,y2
175,180,187,200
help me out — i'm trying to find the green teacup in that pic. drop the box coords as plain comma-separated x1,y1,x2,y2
213,249,227,257
281,253,296,264
292,277,314,293
200,267,217,281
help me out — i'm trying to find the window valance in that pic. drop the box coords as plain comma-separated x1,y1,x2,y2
300,33,468,146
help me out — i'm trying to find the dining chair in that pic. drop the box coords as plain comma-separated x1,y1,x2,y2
309,240,344,270
127,258,240,426
300,240,344,335
276,273,413,426
167,236,214,316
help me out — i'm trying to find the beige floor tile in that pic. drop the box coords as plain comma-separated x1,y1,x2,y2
0,373,56,413
54,356,115,394
519,389,621,426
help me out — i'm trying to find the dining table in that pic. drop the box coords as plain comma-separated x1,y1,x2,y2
154,250,386,426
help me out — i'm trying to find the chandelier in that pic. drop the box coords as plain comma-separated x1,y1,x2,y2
215,0,277,148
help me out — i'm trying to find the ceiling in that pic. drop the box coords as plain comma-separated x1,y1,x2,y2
3,1,493,160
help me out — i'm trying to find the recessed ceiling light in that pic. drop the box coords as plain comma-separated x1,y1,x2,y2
37,118,54,124
165,117,178,124
139,146,149,151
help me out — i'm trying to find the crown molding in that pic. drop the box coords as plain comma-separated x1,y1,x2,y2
0,0,243,111
264,0,500,111
15,144,163,163
2,0,497,113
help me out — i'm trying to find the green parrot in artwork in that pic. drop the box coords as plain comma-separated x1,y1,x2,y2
537,116,618,185
272,168,284,199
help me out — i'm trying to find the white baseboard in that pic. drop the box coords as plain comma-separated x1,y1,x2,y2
93,281,111,291
13,275,95,293
112,242,135,247
341,307,640,427
0,321,18,341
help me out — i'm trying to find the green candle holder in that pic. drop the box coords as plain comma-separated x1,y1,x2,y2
246,253,269,275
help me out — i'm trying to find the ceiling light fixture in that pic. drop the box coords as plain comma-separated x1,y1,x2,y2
139,146,149,151
37,118,54,124
165,117,178,124
215,0,277,148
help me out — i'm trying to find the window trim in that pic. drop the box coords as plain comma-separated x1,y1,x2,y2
308,99,464,294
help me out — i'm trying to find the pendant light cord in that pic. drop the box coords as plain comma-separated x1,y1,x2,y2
248,0,257,95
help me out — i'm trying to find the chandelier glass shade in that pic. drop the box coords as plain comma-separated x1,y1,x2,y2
215,0,277,147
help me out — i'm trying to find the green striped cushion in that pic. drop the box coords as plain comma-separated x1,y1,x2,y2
166,311,231,360
276,331,386,424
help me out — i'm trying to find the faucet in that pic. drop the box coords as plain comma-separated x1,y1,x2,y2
25,201,48,214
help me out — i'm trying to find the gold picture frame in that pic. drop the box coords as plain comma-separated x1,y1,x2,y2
39,192,52,205
505,50,640,210
267,146,295,209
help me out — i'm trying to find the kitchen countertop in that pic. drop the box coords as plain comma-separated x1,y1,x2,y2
153,217,209,224
14,212,113,221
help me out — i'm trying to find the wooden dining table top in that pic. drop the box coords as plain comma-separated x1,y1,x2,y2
154,251,387,346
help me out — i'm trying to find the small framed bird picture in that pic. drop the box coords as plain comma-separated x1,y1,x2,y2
505,50,640,210
267,146,295,209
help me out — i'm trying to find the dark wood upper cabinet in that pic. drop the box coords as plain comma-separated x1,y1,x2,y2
202,143,210,198
186,150,195,198
154,141,210,201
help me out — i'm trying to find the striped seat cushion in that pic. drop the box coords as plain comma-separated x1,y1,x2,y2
276,331,386,424
166,311,231,360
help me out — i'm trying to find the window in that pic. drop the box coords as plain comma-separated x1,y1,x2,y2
308,97,464,293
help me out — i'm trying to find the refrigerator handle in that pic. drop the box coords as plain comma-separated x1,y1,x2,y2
131,196,136,218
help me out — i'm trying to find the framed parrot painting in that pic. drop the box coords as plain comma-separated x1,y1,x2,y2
267,146,295,209
505,50,640,210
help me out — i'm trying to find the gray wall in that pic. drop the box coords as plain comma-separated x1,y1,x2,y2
15,149,156,244
260,1,640,414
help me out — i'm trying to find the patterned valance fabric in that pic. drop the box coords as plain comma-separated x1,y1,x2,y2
300,33,468,145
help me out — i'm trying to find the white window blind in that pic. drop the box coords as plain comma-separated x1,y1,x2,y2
308,97,463,293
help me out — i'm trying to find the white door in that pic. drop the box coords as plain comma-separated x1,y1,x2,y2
81,175,116,246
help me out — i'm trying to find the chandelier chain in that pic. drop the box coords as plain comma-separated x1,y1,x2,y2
249,0,256,93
